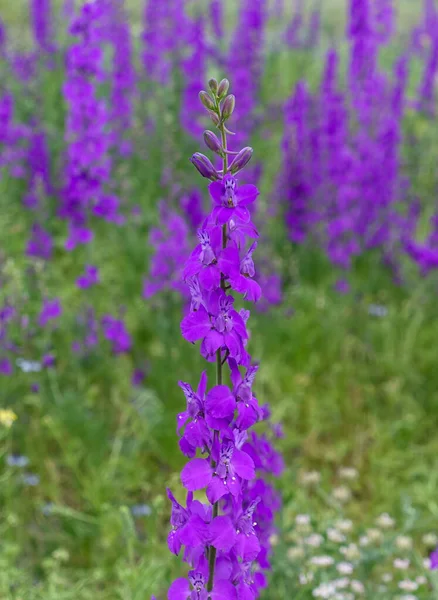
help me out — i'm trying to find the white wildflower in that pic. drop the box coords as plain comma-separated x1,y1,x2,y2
337,562,354,575
305,533,324,547
296,514,311,526
422,533,438,547
393,558,410,570
299,572,313,584
396,535,413,551
300,470,321,486
351,580,365,594
376,512,395,528
398,580,418,592
310,555,335,567
340,543,360,561
336,519,353,533
366,528,383,543
287,546,305,560
327,528,345,543
338,467,358,480
312,582,337,598
332,486,352,503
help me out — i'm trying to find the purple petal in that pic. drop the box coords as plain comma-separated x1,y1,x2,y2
197,371,207,398
179,437,196,458
235,531,261,561
211,580,237,600
223,330,242,359
206,385,236,418
179,514,209,548
203,330,223,355
181,459,212,491
180,306,211,343
206,476,229,504
168,578,190,600
218,246,240,277
232,449,255,480
215,206,234,225
167,529,182,555
199,265,221,290
208,181,223,205
234,206,250,222
209,516,237,551
229,358,242,389
237,184,259,205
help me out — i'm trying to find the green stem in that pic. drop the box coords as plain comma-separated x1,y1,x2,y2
207,105,229,595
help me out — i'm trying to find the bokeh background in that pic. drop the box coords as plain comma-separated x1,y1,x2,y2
1,0,438,598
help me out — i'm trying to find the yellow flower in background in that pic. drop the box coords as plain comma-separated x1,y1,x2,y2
0,409,17,428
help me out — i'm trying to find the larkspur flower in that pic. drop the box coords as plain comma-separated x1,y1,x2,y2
209,175,259,226
163,80,282,599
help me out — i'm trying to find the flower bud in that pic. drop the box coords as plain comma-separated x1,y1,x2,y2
221,94,235,120
199,90,215,111
230,146,253,174
203,130,223,155
208,78,218,95
208,110,221,127
217,78,229,98
190,153,220,180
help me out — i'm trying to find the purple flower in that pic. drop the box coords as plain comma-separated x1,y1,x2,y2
167,489,209,556
101,315,131,354
169,564,237,600
132,368,146,387
181,438,255,503
0,358,13,375
181,289,248,363
38,298,62,327
163,79,282,599
42,354,55,368
76,265,99,289
431,547,438,570
209,175,259,225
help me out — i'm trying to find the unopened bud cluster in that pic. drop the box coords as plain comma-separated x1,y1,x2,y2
190,78,253,181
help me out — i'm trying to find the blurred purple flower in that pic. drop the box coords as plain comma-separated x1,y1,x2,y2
101,315,131,354
38,298,62,327
76,265,99,289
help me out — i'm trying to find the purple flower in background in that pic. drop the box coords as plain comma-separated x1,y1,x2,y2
30,0,55,52
181,17,207,138
334,279,350,294
132,368,146,387
143,205,192,300
180,189,204,231
101,315,131,354
76,265,99,289
431,547,438,569
0,358,13,375
42,353,55,368
26,223,53,261
38,298,62,327
61,0,121,250
109,0,136,156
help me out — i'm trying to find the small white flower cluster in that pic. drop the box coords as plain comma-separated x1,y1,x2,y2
280,465,435,599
